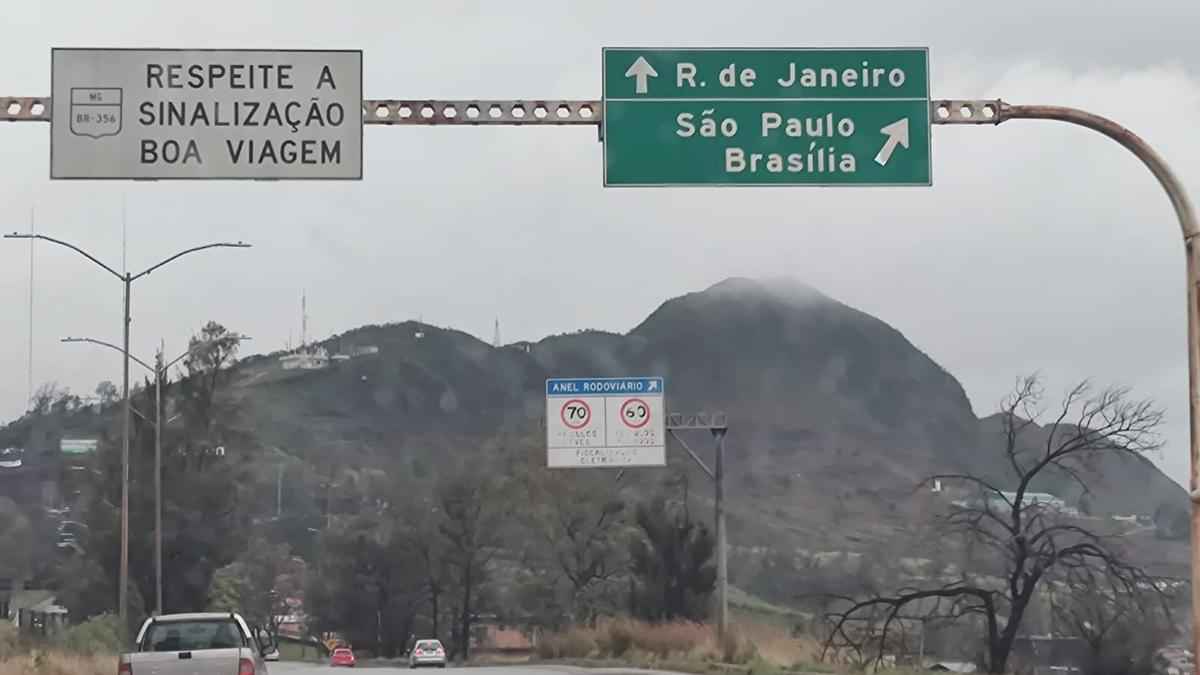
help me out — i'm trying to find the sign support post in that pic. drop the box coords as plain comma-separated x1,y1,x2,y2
667,412,730,642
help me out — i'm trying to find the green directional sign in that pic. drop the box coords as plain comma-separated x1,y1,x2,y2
602,48,931,187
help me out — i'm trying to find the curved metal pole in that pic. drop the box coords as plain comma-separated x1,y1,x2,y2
131,241,251,281
61,336,155,373
3,232,123,280
997,102,1200,660
999,104,1197,236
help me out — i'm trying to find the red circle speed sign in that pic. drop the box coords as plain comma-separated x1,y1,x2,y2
560,399,591,429
620,398,650,429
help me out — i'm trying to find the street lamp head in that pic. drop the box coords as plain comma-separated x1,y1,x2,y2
4,232,32,239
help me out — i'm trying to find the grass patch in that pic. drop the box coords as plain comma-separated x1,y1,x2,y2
536,617,829,672
0,652,115,675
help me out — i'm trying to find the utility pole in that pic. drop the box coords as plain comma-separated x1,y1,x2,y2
6,234,253,628
154,343,163,617
120,271,131,621
666,412,730,642
713,426,727,639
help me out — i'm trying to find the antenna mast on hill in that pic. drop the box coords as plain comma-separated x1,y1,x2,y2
26,205,34,409
492,317,500,348
301,291,308,348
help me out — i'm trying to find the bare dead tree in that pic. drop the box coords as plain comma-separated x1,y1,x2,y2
1051,564,1178,675
822,376,1166,674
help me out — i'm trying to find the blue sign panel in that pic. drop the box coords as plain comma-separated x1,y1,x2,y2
546,377,665,396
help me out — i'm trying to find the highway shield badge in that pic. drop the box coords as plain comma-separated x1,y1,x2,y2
69,87,122,138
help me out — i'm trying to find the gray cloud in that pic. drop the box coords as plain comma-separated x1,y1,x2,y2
0,0,1197,485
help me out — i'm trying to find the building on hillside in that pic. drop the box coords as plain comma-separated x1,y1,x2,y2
929,662,977,673
280,346,330,371
469,615,535,655
5,589,68,636
953,491,1078,517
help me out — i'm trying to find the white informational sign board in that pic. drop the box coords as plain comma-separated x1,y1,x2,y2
61,438,99,454
545,377,666,468
50,48,363,179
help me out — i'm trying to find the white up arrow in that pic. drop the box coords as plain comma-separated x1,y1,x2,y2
873,118,910,166
625,56,658,95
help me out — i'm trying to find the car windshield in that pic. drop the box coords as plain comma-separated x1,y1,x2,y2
142,620,244,652
416,641,442,650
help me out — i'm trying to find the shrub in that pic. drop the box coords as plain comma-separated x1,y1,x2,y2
54,614,123,655
0,652,114,675
600,618,635,657
0,622,19,656
719,625,758,664
632,620,708,658
536,628,596,659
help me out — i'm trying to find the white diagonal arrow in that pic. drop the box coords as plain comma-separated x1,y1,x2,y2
625,56,658,95
874,118,910,166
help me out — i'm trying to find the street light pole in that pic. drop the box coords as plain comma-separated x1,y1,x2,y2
8,233,251,627
933,98,1199,665
120,272,131,622
62,333,251,618
154,344,163,617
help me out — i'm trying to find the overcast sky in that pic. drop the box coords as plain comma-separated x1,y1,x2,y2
1,1,1198,485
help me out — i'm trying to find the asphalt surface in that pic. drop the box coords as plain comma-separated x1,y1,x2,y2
270,665,572,675
269,665,676,675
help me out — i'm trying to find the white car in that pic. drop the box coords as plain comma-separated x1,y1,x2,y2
120,612,276,675
0,447,23,469
409,639,447,668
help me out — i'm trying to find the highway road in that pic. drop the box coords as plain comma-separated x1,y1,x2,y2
271,666,564,675
270,664,667,675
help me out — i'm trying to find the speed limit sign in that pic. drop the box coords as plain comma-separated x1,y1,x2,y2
560,399,592,429
620,398,650,428
545,377,665,468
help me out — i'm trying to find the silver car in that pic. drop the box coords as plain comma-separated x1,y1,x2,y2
409,639,447,668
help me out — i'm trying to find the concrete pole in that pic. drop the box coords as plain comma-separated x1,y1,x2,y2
119,272,131,628
154,345,163,617
713,428,728,643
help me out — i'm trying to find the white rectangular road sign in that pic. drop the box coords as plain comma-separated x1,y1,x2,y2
545,377,665,468
61,438,99,454
50,48,363,180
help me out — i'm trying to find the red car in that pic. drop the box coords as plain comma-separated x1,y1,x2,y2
331,647,356,667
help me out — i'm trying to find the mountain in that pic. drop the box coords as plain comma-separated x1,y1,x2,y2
223,277,1187,558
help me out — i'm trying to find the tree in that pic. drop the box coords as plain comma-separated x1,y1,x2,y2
628,495,716,621
95,380,119,406
207,537,300,635
520,461,628,625
29,382,74,416
410,513,449,642
1052,576,1176,675
180,320,243,436
0,497,33,580
1153,501,1189,541
437,463,504,661
306,512,423,658
823,377,1167,674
